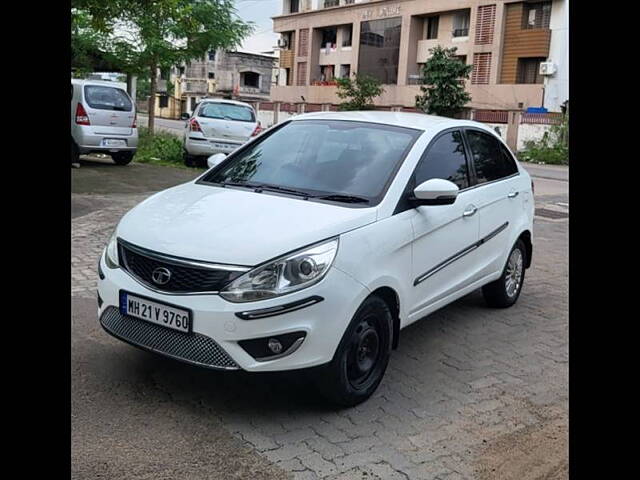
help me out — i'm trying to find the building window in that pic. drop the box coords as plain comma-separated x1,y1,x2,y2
358,17,402,84
321,27,337,50
475,4,496,45
290,0,299,13
456,55,467,65
208,72,215,79
178,66,185,75
471,52,491,84
342,24,353,47
241,71,260,88
523,1,551,29
340,64,351,78
323,0,339,7
159,95,169,108
208,50,216,61
517,57,545,84
320,65,335,82
452,10,470,37
426,16,439,40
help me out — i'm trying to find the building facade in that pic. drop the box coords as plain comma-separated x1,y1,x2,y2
154,49,278,119
272,0,568,111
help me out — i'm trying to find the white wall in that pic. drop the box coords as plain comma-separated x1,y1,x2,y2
517,124,554,151
257,109,295,128
544,0,569,112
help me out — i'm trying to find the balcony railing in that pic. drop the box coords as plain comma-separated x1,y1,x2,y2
323,0,339,8
452,28,469,37
182,79,209,94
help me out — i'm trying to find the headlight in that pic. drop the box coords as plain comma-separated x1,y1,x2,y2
104,231,119,269
220,237,339,303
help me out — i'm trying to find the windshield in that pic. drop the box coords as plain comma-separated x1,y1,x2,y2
201,120,421,205
198,102,255,122
84,85,132,111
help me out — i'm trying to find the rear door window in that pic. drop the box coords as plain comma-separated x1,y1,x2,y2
84,86,132,111
465,129,518,184
198,103,255,122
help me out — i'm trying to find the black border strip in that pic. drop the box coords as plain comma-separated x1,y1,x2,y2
414,222,509,286
235,295,324,320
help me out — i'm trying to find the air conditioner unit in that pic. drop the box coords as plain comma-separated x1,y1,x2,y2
539,62,556,76
277,38,289,48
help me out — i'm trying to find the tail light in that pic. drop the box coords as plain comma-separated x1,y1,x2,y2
75,103,90,125
251,121,263,137
131,113,137,128
189,118,202,132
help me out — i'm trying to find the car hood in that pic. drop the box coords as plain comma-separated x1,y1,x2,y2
117,182,378,266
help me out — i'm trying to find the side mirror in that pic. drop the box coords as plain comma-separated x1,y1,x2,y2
207,153,227,169
180,113,190,120
411,178,459,206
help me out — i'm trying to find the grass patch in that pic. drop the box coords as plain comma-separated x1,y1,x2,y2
518,114,569,166
133,127,191,168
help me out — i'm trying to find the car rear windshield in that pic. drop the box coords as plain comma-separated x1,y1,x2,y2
84,85,133,111
201,120,421,205
198,103,255,122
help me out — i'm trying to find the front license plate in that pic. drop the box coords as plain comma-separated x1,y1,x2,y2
103,138,127,147
119,291,192,333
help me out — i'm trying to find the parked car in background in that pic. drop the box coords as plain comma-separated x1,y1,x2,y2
183,98,262,167
71,79,138,166
98,112,534,406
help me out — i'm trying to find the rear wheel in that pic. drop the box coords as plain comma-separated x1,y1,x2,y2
315,295,392,407
111,151,134,166
482,239,526,308
183,149,204,168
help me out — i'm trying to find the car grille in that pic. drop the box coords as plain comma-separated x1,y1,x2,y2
100,307,239,370
118,241,246,293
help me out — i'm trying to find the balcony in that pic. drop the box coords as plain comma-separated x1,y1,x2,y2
416,37,468,63
181,78,210,95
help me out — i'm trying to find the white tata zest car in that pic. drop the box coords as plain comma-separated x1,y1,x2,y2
98,111,534,406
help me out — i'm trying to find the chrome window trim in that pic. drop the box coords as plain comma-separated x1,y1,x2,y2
414,221,509,286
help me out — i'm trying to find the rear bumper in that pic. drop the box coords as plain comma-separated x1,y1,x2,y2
184,136,243,157
74,127,139,153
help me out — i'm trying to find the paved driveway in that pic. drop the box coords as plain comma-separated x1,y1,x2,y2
72,159,568,479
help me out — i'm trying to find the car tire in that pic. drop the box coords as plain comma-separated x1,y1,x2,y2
482,239,527,308
71,139,79,164
111,151,134,166
183,149,200,168
315,295,393,407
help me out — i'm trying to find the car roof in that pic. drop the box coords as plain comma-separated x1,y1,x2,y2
290,110,497,134
197,98,254,108
71,78,127,88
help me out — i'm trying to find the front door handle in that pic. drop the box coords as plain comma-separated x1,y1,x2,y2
508,191,519,198
462,205,478,217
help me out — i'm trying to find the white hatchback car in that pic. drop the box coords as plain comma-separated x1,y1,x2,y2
183,98,261,167
71,79,138,165
98,112,534,406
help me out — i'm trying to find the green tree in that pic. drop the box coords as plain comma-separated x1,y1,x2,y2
415,45,473,117
335,73,385,111
71,0,252,135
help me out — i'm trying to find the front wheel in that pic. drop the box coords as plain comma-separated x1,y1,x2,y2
111,151,134,166
315,295,392,407
482,239,526,308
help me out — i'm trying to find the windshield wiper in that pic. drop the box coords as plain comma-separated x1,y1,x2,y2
253,184,314,198
314,194,370,204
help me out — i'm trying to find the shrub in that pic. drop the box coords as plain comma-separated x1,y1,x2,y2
336,73,384,111
134,127,184,166
518,114,569,165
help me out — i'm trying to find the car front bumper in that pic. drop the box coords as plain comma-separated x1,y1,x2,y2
97,253,368,372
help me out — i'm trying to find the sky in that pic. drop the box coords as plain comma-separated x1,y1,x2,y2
234,0,281,54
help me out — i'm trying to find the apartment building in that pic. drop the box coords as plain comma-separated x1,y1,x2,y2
272,0,568,111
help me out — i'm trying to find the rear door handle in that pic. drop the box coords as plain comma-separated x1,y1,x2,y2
462,205,478,217
508,191,519,198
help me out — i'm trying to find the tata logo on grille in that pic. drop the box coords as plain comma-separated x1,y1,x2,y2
151,267,172,285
